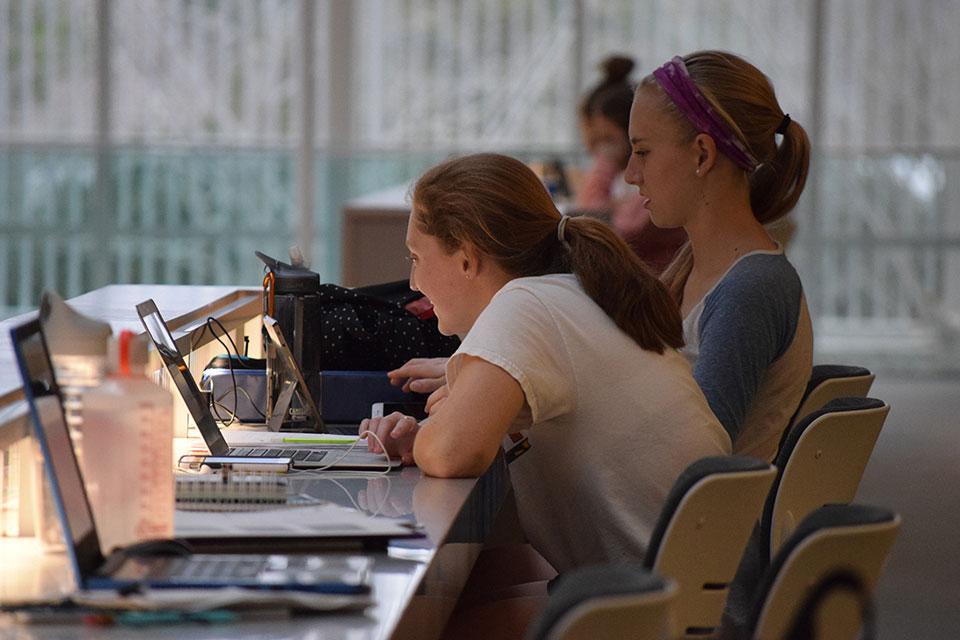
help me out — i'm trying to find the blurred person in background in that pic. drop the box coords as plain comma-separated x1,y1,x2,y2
575,55,687,274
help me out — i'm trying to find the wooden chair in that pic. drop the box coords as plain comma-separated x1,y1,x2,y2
525,564,677,640
768,397,889,554
644,456,776,638
725,398,890,632
532,456,775,639
747,504,900,639
788,365,875,431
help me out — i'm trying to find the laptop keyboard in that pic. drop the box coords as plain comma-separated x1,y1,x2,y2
227,447,328,463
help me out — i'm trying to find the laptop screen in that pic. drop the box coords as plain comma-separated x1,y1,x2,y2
135,299,229,456
262,315,323,429
11,319,105,579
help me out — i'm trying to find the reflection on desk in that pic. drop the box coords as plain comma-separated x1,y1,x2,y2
1,462,509,640
174,484,418,541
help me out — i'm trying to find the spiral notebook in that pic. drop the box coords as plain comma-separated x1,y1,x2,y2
175,473,289,511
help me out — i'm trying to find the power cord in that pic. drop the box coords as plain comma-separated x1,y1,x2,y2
209,386,265,420
200,316,266,425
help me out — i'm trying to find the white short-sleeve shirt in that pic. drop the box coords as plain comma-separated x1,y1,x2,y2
447,274,730,572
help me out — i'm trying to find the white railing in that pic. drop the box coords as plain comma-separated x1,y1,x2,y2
1,0,958,367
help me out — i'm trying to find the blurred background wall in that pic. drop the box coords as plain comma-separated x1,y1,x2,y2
2,3,959,636
2,0,959,372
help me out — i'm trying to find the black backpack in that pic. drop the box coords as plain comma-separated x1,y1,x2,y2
258,252,460,374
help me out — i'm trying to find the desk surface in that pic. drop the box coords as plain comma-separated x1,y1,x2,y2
0,285,508,639
0,462,507,639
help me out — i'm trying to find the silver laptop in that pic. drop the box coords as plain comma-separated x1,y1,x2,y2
10,318,373,593
135,299,399,471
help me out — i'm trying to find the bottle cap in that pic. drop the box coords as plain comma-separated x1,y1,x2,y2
106,330,148,376
118,330,133,376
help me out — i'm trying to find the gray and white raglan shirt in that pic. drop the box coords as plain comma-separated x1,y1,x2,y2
681,249,813,462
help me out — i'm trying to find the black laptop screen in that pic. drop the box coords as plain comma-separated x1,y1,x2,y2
135,300,229,456
11,320,104,579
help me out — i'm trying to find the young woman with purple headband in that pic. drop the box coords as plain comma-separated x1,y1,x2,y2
626,50,813,461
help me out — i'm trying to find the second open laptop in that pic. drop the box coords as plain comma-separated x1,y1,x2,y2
9,318,375,594
135,299,399,471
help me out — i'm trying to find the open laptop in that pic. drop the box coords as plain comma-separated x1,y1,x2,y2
135,299,399,471
10,318,373,593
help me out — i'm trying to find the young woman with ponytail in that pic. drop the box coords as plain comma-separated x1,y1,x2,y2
360,152,729,574
626,50,813,461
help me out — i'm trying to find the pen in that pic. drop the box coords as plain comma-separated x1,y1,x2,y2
282,437,357,445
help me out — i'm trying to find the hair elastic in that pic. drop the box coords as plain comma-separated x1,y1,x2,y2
776,113,791,135
652,56,758,172
557,215,572,249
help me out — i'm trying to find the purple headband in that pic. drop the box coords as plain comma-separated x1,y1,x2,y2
652,56,758,172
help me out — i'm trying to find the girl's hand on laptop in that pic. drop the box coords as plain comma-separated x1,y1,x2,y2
359,412,419,466
388,357,448,394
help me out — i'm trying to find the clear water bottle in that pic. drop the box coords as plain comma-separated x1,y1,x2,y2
52,353,105,463
81,330,174,553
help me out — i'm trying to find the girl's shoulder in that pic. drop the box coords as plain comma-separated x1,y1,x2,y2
496,273,583,304
700,252,805,334
714,252,801,300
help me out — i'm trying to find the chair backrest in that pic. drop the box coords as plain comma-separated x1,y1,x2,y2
646,456,776,638
526,564,677,640
749,504,900,640
783,569,877,640
789,364,875,430
766,397,889,555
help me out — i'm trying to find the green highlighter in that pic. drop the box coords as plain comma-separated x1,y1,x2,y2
281,436,358,445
